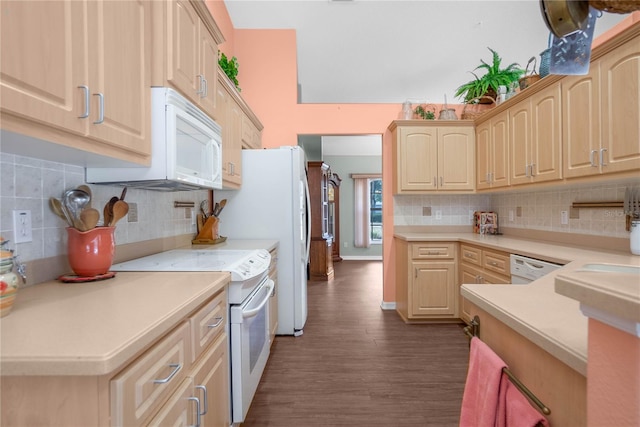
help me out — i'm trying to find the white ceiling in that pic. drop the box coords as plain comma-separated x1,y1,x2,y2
224,0,627,104
322,135,382,156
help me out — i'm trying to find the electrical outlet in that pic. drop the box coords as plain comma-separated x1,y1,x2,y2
13,210,33,243
343,241,348,248
509,210,514,222
127,202,138,223
561,210,569,225
468,210,474,221
435,210,442,220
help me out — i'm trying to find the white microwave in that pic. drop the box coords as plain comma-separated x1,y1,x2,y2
86,88,222,191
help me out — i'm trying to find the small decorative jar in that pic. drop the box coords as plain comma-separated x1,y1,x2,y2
0,253,19,317
402,101,413,120
67,226,115,277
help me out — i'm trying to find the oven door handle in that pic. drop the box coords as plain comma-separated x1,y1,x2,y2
241,279,275,319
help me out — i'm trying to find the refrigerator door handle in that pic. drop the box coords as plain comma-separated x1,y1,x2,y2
304,176,312,263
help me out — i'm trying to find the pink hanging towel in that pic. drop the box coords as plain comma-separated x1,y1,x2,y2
495,375,550,427
460,337,507,427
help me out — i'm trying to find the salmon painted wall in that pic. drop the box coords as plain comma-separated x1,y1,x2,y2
205,1,411,303
204,3,639,305
587,319,640,427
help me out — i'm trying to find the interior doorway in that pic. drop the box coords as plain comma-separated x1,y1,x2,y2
298,134,382,261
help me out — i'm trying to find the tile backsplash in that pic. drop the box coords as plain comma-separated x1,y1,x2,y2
0,153,207,263
2,152,637,266
394,179,637,239
394,194,491,226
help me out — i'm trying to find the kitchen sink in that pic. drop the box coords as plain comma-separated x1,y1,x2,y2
577,263,640,275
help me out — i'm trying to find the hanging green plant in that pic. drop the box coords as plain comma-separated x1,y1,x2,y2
219,52,241,92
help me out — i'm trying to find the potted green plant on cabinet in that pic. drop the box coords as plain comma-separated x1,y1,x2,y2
454,47,523,103
219,52,241,92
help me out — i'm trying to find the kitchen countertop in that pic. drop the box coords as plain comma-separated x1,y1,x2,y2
0,271,229,376
395,231,640,376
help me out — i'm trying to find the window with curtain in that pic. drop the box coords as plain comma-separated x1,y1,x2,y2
352,174,382,248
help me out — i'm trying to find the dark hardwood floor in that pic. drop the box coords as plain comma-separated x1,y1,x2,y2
242,260,470,426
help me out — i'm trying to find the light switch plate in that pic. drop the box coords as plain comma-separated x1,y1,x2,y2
561,210,569,225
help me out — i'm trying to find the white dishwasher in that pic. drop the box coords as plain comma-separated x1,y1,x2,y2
510,254,563,284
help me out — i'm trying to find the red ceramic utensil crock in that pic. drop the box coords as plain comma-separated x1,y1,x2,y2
66,226,115,277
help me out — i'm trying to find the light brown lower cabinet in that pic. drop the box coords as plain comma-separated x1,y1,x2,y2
1,287,230,427
459,243,511,323
395,239,458,322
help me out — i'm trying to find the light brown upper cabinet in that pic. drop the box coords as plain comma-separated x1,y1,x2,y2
476,112,510,190
564,35,640,178
216,72,243,189
509,85,563,186
151,0,223,121
1,0,152,164
390,121,475,194
242,113,263,149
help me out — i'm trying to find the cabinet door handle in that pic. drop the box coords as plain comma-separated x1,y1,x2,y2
196,74,205,95
432,177,436,187
486,173,490,183
600,148,607,167
590,150,598,167
196,384,208,415
489,261,498,266
530,163,535,177
415,268,418,278
479,275,484,284
152,363,181,384
93,93,104,124
78,85,90,118
525,165,530,177
203,78,208,98
439,176,443,187
207,316,224,329
464,253,473,258
188,396,202,427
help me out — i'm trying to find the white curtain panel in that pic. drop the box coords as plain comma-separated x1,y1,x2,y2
353,177,371,248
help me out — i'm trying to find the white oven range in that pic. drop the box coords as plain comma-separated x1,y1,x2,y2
111,248,272,424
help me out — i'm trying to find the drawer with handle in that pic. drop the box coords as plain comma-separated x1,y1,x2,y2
482,249,510,276
190,288,227,363
111,322,192,427
411,243,456,260
460,244,482,266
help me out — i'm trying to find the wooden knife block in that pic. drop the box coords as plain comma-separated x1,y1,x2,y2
195,215,219,241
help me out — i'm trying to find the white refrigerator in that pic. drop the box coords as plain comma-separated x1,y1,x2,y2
215,146,310,336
